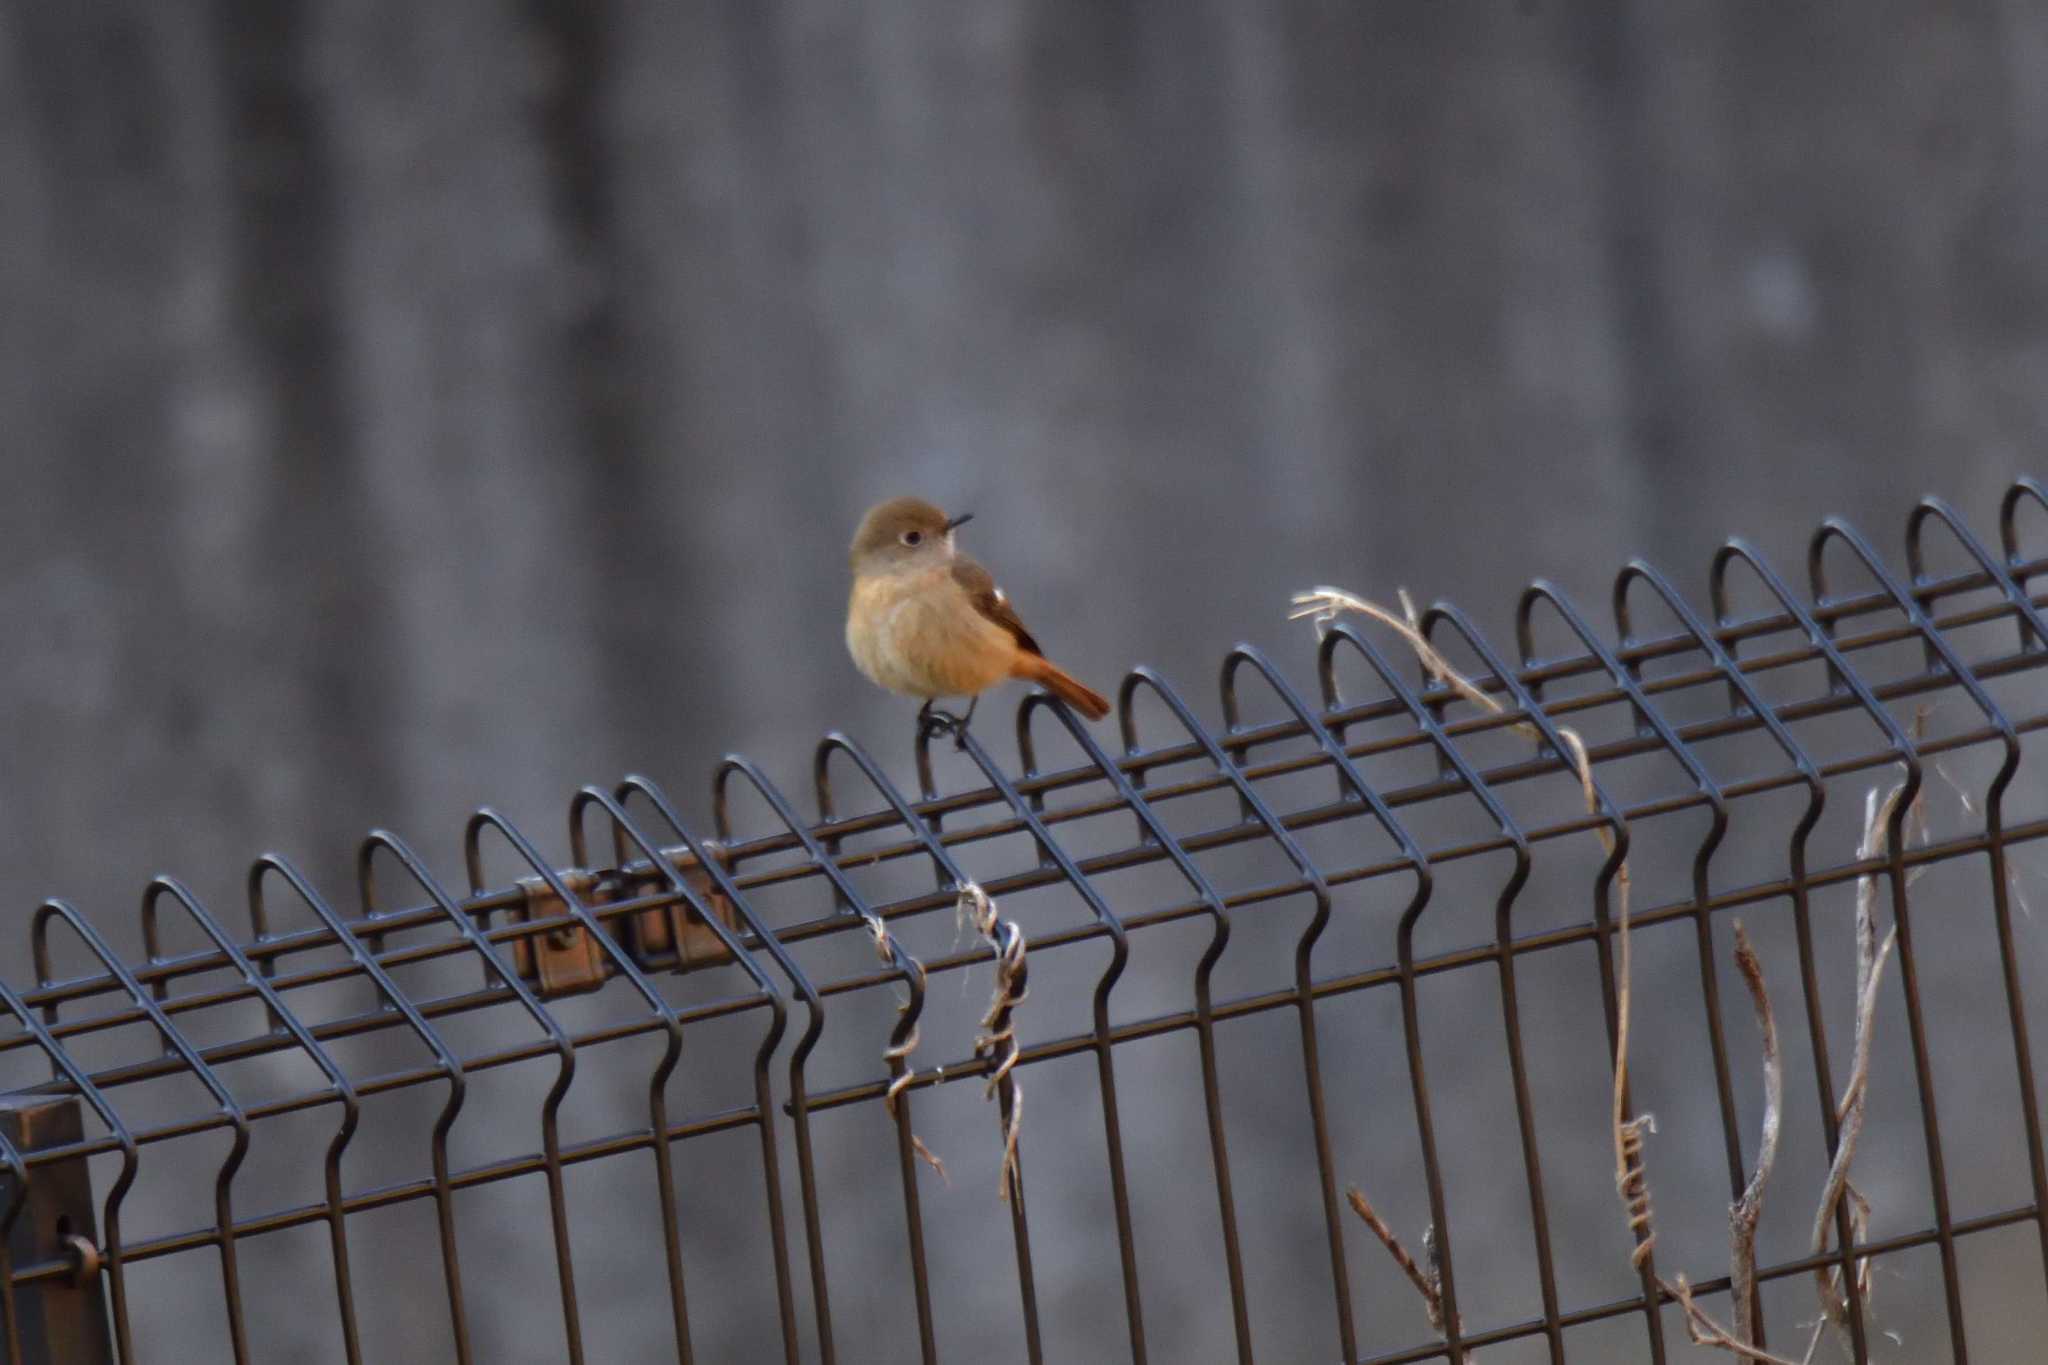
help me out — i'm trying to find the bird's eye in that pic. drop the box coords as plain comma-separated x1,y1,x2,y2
901,530,924,547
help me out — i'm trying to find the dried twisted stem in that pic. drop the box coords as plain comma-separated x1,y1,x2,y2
1297,586,1950,1360
863,912,947,1182
1667,1274,1806,1365
1295,586,1814,1359
1564,723,1654,1274
1291,588,1504,718
1793,719,1934,1364
1295,588,1662,1263
1802,785,1906,1354
1730,922,1782,1348
958,882,1029,1201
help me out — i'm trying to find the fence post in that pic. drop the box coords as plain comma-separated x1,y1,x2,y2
0,1094,115,1365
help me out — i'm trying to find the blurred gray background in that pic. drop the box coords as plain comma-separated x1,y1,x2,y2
2,3,2046,1363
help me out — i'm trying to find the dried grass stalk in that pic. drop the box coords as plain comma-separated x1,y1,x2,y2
864,912,948,1182
1295,586,1816,1362
958,882,1029,1200
1345,1185,1462,1347
1730,922,1782,1348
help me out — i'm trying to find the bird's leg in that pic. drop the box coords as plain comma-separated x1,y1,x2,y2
951,694,979,750
917,698,935,729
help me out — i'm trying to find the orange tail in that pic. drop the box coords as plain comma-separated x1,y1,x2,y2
1013,654,1111,720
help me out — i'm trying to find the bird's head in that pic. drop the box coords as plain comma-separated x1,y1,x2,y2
850,496,973,574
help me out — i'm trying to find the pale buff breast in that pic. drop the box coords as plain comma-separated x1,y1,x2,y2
847,566,1016,699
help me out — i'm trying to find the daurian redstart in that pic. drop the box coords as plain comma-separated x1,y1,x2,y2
846,496,1110,730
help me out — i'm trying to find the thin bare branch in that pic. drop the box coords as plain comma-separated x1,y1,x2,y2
1346,1185,1461,1344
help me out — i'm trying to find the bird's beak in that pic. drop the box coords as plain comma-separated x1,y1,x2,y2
944,512,974,531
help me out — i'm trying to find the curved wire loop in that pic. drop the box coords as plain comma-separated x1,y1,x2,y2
812,732,955,1365
1221,641,1438,1363
820,730,1046,1355
1809,516,1965,1358
1322,616,1563,1360
34,899,252,1365
1610,563,1757,1186
915,705,1138,1359
1999,476,2048,655
815,733,970,889
1903,500,2032,775
1709,539,1878,1353
1614,561,1835,1347
1029,678,1255,1363
1416,602,1635,1361
1377,594,1654,1348
1903,499,2048,1290
143,875,364,1364
463,806,675,1365
252,851,474,1364
808,736,957,1072
360,829,576,1364
614,773,816,1365
566,784,731,1365
1119,664,1365,1354
473,797,691,1364
0,964,139,1365
716,748,966,1365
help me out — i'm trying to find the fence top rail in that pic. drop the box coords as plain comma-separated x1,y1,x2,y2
8,512,2045,1025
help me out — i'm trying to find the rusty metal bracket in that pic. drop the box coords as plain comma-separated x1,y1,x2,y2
496,846,746,995
625,842,742,972
506,869,612,997
0,1093,115,1365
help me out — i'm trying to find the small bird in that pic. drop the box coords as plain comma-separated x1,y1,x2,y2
846,496,1110,734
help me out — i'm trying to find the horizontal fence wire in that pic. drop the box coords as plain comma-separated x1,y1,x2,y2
1,482,2047,1363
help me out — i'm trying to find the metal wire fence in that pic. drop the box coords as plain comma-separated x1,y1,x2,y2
3,482,2047,1364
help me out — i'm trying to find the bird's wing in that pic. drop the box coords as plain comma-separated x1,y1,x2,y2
952,557,1043,656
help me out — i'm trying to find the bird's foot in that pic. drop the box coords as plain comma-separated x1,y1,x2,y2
917,698,976,750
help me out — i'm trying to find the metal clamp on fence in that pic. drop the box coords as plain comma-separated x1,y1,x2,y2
627,843,742,973
503,847,745,996
505,871,613,997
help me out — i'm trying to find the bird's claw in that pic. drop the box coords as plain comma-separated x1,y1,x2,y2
917,703,973,750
